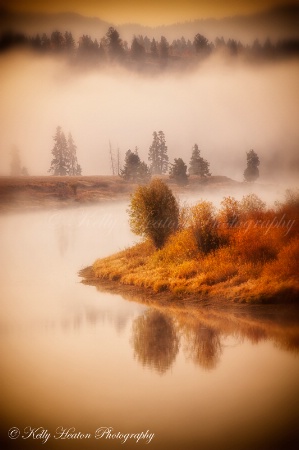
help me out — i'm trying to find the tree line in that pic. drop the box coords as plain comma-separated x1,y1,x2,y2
13,126,258,183
120,130,259,184
1,27,298,67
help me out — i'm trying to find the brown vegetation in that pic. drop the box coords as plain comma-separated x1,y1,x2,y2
83,190,299,304
0,175,135,211
0,174,242,212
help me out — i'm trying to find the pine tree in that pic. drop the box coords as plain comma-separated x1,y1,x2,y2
150,38,158,58
121,149,150,182
158,131,169,174
64,31,75,52
131,37,145,60
106,27,125,60
48,126,68,176
169,158,188,185
244,149,260,182
67,133,82,176
189,144,211,177
160,36,169,59
148,131,169,175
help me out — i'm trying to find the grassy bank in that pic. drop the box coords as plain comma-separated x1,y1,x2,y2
0,175,134,211
83,190,299,305
0,174,240,211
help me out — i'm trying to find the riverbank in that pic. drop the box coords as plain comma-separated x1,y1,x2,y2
80,237,299,305
80,188,299,306
0,174,246,212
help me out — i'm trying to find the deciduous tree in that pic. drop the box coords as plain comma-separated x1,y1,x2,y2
128,178,179,248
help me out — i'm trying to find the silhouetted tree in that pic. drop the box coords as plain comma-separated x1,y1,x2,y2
121,148,150,182
244,149,260,182
150,38,158,58
50,31,64,52
159,36,169,60
194,33,209,55
227,38,238,56
148,131,169,174
41,33,51,51
48,126,68,176
131,37,145,61
129,178,179,248
64,31,75,52
67,133,82,175
78,34,102,60
169,158,188,185
106,27,124,60
189,144,211,177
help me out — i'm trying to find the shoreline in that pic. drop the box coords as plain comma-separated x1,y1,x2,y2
79,265,299,307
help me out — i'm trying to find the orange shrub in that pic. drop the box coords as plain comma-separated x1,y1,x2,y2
232,224,285,264
152,228,198,264
263,237,299,281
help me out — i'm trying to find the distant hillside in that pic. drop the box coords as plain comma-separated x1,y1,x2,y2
1,4,298,44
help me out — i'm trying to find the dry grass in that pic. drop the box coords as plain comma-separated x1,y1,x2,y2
0,175,136,211
90,190,299,304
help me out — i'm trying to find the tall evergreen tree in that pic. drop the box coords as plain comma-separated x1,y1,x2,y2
189,144,211,177
193,33,209,54
67,133,82,175
106,27,124,60
131,37,145,61
148,131,169,175
160,36,169,60
244,149,260,182
157,131,169,173
150,38,158,58
64,31,75,52
48,126,68,176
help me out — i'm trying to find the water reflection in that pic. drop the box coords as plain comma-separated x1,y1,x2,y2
117,289,299,373
131,310,179,374
183,324,222,370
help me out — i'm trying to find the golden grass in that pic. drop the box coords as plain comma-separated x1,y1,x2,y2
89,191,299,305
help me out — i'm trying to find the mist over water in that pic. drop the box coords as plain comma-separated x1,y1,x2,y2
0,50,298,183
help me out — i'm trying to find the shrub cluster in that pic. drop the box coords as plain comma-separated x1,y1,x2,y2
94,184,298,303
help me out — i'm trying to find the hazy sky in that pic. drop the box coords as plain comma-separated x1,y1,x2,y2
1,0,295,26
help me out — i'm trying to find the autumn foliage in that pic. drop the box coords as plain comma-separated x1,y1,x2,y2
92,187,299,304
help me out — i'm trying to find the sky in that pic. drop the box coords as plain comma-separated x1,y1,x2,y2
0,0,298,180
1,0,296,26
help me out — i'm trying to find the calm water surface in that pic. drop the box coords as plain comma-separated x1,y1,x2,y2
0,203,298,450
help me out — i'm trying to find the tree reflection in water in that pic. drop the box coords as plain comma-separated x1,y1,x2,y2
183,324,222,370
131,310,179,374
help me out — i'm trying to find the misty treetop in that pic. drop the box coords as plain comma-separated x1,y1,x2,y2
120,148,150,183
169,158,189,186
148,131,169,175
1,26,298,72
48,126,82,176
244,149,260,182
10,146,29,176
189,144,211,177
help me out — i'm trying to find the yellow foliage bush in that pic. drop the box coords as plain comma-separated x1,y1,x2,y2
152,228,198,264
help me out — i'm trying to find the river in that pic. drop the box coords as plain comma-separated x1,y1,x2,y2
0,202,298,450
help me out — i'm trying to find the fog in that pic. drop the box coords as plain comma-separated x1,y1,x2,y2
0,51,298,182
